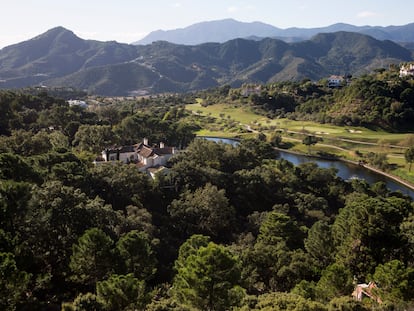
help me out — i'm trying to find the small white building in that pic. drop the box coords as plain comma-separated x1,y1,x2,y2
327,75,344,88
400,63,414,77
68,99,88,108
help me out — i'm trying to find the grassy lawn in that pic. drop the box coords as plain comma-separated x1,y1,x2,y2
393,168,414,184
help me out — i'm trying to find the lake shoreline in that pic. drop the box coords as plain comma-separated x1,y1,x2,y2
199,135,414,195
274,146,414,192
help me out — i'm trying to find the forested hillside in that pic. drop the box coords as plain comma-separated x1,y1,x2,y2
1,89,414,310
200,65,414,131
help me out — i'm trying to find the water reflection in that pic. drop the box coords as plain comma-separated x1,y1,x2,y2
201,136,414,198
281,151,414,198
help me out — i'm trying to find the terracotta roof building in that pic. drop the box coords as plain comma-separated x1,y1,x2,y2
96,138,176,173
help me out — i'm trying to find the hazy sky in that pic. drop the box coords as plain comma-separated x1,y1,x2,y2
1,0,413,48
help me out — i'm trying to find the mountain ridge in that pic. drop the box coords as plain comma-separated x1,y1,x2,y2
0,27,412,96
134,19,414,45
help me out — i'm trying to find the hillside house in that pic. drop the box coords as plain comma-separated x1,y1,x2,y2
400,63,414,77
68,99,88,108
327,75,345,88
96,138,176,172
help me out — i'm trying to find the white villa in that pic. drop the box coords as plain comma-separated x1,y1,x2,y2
400,63,414,77
68,99,88,108
95,138,176,172
327,75,344,88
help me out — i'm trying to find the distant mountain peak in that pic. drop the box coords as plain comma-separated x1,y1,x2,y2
134,19,281,45
20,26,84,51
34,26,77,39
45,26,72,33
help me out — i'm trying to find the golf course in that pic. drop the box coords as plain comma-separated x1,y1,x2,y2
186,101,414,185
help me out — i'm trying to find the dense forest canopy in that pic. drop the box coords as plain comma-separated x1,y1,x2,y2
1,72,414,310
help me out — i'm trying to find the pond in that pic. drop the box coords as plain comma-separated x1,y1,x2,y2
201,136,414,198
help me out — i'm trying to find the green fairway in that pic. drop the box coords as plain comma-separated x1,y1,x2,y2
194,128,252,138
186,102,413,145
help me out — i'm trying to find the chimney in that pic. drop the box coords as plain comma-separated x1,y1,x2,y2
143,138,148,145
160,142,165,148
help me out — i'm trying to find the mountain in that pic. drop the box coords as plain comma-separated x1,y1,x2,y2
0,27,412,95
0,27,139,88
134,19,414,45
135,19,282,45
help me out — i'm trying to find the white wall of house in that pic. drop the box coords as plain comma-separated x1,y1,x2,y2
102,151,137,163
102,151,116,162
153,155,163,166
138,154,150,165
400,64,414,77
119,152,137,163
328,78,343,87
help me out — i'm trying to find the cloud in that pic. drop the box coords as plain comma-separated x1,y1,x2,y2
172,2,182,8
357,11,381,18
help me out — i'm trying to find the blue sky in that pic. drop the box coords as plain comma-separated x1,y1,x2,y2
1,0,413,48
